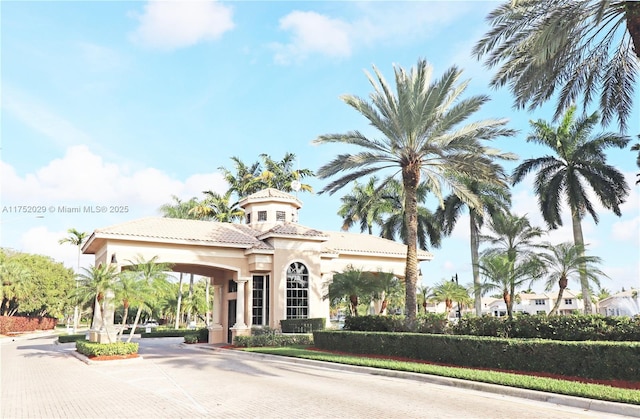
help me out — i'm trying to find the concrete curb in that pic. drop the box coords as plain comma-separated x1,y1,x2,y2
197,346,640,418
67,349,144,365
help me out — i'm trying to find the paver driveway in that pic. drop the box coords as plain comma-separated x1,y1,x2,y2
0,334,633,418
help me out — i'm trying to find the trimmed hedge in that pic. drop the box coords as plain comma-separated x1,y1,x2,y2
312,331,640,381
76,340,138,357
58,334,86,343
141,328,208,341
235,333,313,348
280,318,325,333
345,313,448,334
452,314,640,341
0,316,57,334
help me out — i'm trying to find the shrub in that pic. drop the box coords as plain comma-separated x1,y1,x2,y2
184,334,199,344
141,328,209,340
58,334,86,343
0,316,57,334
76,340,138,357
234,332,313,348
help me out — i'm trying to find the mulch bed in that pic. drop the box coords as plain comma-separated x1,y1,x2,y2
86,353,140,361
303,347,640,390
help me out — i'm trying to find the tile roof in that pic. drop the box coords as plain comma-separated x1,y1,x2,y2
85,217,433,261
321,230,433,260
92,217,272,250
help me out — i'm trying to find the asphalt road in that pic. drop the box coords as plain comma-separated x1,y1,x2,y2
1,334,635,418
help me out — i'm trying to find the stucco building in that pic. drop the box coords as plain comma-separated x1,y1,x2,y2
82,188,433,343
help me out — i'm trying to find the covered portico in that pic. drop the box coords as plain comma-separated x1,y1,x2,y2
81,189,433,344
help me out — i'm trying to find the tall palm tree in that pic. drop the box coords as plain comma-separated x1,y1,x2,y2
512,107,630,313
189,190,244,222
337,177,389,234
314,59,516,320
58,228,87,332
538,242,607,315
478,253,544,319
474,0,639,131
431,280,472,318
437,176,512,316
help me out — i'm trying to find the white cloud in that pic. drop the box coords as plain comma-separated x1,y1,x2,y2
272,11,352,64
272,3,476,64
130,0,234,51
19,227,93,273
1,145,227,212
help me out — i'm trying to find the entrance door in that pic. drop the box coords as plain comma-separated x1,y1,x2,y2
227,299,236,343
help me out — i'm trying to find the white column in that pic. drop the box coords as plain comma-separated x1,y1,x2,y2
212,284,223,326
233,277,249,328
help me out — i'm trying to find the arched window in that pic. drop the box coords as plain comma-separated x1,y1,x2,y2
286,262,308,319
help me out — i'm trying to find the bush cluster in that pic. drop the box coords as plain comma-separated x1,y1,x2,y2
344,314,448,334
312,331,640,381
184,334,199,344
235,328,313,348
76,340,138,357
0,316,57,334
58,334,86,343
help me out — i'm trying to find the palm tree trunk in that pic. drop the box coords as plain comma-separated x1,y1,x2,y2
118,306,129,338
549,286,565,316
470,213,482,316
571,208,593,314
175,273,183,329
205,278,211,327
127,309,142,343
186,273,194,325
626,2,640,59
402,167,420,321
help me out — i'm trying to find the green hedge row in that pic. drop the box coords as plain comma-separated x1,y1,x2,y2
76,340,139,357
344,314,640,341
141,328,208,341
235,333,313,348
312,331,640,381
453,315,640,341
280,318,325,333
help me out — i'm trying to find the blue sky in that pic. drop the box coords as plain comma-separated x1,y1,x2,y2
1,1,638,294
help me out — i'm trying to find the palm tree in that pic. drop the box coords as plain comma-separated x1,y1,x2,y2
337,177,389,234
417,285,433,314
314,59,516,320
219,156,262,198
478,253,544,319
58,228,87,332
0,256,33,316
369,271,404,315
114,270,144,338
379,179,442,252
159,195,202,220
431,280,472,318
437,176,512,316
512,107,630,313
190,190,244,222
76,264,119,339
323,266,376,317
481,211,545,318
538,242,607,315
632,141,640,184
123,256,172,342
473,0,639,131
257,153,314,193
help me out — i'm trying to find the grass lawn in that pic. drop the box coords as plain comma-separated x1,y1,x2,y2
242,346,640,405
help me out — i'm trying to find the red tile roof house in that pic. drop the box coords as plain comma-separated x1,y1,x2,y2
82,188,433,344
